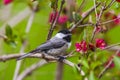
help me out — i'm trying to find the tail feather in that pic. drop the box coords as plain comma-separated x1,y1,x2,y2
17,53,33,60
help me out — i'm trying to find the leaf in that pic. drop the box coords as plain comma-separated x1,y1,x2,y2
115,3,120,9
5,25,13,38
81,58,89,69
72,64,78,74
113,56,120,70
89,71,96,80
9,41,17,48
91,61,102,70
50,0,57,9
72,12,82,22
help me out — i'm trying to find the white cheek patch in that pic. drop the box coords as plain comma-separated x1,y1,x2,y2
55,33,65,38
67,42,71,48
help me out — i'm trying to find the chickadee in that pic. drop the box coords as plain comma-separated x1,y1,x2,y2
17,29,72,60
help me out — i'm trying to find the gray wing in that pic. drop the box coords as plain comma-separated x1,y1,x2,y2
29,37,66,53
17,37,66,60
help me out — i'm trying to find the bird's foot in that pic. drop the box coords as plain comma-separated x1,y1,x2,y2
57,56,66,62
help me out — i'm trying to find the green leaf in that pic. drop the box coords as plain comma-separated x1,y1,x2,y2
115,3,120,9
81,58,89,69
50,0,57,9
72,12,82,22
91,61,102,70
113,56,120,70
72,64,78,74
89,71,96,80
9,41,17,48
5,25,13,38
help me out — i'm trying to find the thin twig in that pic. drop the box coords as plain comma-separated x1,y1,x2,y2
103,43,120,50
105,0,115,9
69,3,101,32
101,17,120,25
78,23,94,27
93,0,98,21
25,11,35,33
98,50,120,79
47,0,65,40
63,59,85,76
90,0,115,42
90,4,105,42
77,0,86,12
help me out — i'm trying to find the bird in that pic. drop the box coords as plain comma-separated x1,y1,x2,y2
17,29,72,60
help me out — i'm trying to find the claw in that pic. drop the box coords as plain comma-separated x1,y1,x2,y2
57,56,66,62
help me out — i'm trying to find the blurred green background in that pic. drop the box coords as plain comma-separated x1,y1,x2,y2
0,0,120,80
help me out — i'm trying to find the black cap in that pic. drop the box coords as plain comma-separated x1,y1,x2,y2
58,29,71,34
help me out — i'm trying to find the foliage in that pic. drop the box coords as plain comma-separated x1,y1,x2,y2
0,0,120,80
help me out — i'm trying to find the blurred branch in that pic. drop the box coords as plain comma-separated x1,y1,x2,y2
93,0,98,21
0,34,7,39
101,17,120,25
91,4,105,42
55,62,64,80
47,0,65,40
98,50,120,79
103,43,120,50
69,3,101,31
105,0,115,9
17,59,48,80
13,1,38,80
0,8,31,34
77,0,86,12
13,40,27,80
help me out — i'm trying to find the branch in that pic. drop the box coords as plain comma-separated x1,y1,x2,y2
0,34,7,39
77,0,86,12
47,0,65,40
98,50,120,79
16,59,48,80
13,40,27,80
101,17,120,25
0,53,85,79
90,0,115,42
69,2,101,31
93,0,98,21
0,53,57,62
55,62,64,80
13,1,38,80
105,0,115,9
90,3,105,42
103,43,120,50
